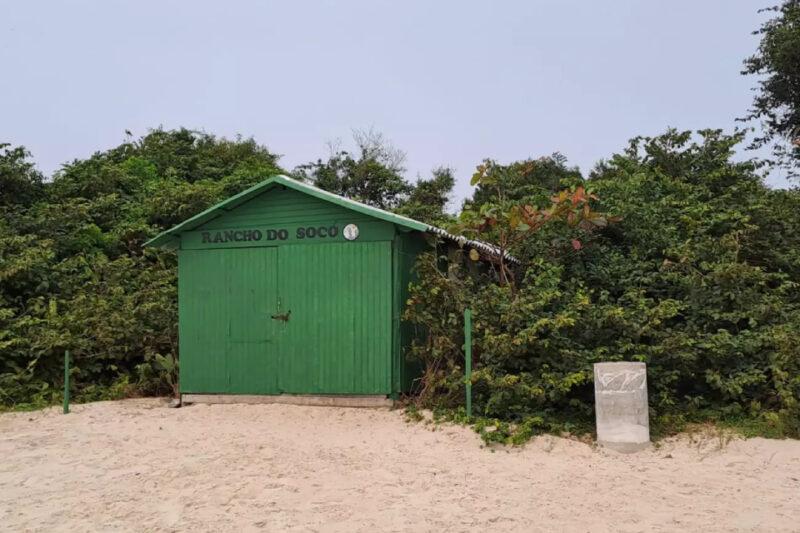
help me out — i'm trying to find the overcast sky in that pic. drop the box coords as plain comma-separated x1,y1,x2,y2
0,1,790,204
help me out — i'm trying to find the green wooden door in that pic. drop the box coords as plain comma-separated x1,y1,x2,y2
179,247,279,394
226,246,279,394
179,249,229,393
277,241,393,394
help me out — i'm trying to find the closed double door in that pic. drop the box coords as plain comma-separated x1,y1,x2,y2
178,241,392,395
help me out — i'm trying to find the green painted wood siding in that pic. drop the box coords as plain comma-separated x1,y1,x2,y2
277,242,392,394
179,247,280,394
177,187,397,395
202,187,377,229
396,232,427,392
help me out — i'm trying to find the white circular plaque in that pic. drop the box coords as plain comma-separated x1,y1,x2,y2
343,224,360,241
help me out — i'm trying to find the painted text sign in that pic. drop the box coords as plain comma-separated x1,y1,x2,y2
182,221,395,249
200,225,341,244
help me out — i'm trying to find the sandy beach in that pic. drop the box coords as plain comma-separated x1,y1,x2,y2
1,398,798,532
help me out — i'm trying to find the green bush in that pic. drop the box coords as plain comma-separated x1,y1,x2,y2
0,129,283,407
404,130,800,440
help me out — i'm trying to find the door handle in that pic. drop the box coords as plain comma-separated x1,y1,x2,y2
271,310,291,322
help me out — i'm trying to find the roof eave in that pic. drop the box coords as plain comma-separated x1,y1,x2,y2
141,174,517,264
426,226,520,265
143,176,285,248
144,175,429,248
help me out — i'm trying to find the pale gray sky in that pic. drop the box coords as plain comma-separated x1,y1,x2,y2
0,0,790,204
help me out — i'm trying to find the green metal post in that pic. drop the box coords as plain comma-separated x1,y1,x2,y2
464,308,472,419
63,350,70,414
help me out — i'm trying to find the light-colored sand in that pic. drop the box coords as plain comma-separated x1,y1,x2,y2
1,399,798,532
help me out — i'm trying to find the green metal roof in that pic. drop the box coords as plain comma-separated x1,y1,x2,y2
144,174,429,248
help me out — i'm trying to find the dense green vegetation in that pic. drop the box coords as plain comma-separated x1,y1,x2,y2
743,0,800,175
404,130,800,441
0,131,284,407
1,2,799,443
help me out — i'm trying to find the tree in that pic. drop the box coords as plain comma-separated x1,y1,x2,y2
742,1,800,175
0,144,43,207
467,153,583,207
460,160,608,286
296,129,456,224
295,130,413,209
395,167,455,225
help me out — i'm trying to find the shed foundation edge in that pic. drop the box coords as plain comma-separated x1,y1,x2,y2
181,393,394,408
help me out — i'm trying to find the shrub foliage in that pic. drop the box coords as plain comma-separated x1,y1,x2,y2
0,130,283,407
404,130,800,438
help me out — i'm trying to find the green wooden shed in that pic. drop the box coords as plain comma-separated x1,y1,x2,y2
146,175,509,405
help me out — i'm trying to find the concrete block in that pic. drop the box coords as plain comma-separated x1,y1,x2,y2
594,362,650,452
